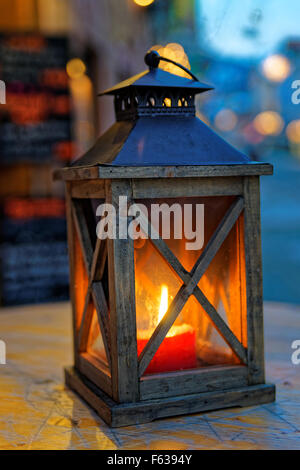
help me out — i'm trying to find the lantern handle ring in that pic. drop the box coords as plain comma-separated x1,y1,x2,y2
144,50,199,82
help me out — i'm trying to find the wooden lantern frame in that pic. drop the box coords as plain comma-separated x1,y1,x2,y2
57,163,275,427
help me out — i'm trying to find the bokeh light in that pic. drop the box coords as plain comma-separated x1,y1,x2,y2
150,43,191,78
214,109,237,132
69,74,92,101
286,120,300,143
253,111,284,136
242,123,265,144
262,54,291,82
133,0,155,7
66,58,86,80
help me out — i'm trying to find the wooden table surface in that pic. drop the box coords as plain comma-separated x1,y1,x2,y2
0,301,299,450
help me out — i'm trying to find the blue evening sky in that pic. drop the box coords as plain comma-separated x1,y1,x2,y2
197,0,300,58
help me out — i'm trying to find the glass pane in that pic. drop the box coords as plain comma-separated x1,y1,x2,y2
137,304,197,375
74,230,89,331
134,237,182,333
73,198,100,331
134,196,246,376
182,295,240,368
86,305,108,367
198,214,247,347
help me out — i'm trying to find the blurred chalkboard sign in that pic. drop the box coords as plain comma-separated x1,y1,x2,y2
0,198,69,306
0,241,69,305
0,34,73,163
0,34,72,306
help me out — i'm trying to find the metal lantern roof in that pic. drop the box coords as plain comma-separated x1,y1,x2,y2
71,51,252,168
98,67,213,96
71,117,251,167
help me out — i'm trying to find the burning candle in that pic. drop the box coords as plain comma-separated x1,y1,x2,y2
137,285,197,375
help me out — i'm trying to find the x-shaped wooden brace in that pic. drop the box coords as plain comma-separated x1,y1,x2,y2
71,200,111,368
136,196,247,377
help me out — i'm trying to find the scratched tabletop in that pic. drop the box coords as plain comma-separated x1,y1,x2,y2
0,301,299,450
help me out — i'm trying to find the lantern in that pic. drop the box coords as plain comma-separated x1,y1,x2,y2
55,51,275,427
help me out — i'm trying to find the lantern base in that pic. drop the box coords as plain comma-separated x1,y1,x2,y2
65,367,275,428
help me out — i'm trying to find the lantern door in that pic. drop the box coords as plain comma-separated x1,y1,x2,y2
131,177,250,400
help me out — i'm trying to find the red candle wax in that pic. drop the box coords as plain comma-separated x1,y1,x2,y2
137,324,197,375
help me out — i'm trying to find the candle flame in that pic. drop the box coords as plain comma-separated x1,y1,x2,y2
158,285,168,323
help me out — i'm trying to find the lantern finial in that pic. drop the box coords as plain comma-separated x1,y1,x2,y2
144,49,199,82
144,50,160,68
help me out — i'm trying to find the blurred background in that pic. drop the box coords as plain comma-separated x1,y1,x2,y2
0,0,299,306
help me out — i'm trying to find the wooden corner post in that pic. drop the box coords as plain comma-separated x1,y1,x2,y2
65,182,80,369
243,175,265,385
105,179,139,403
